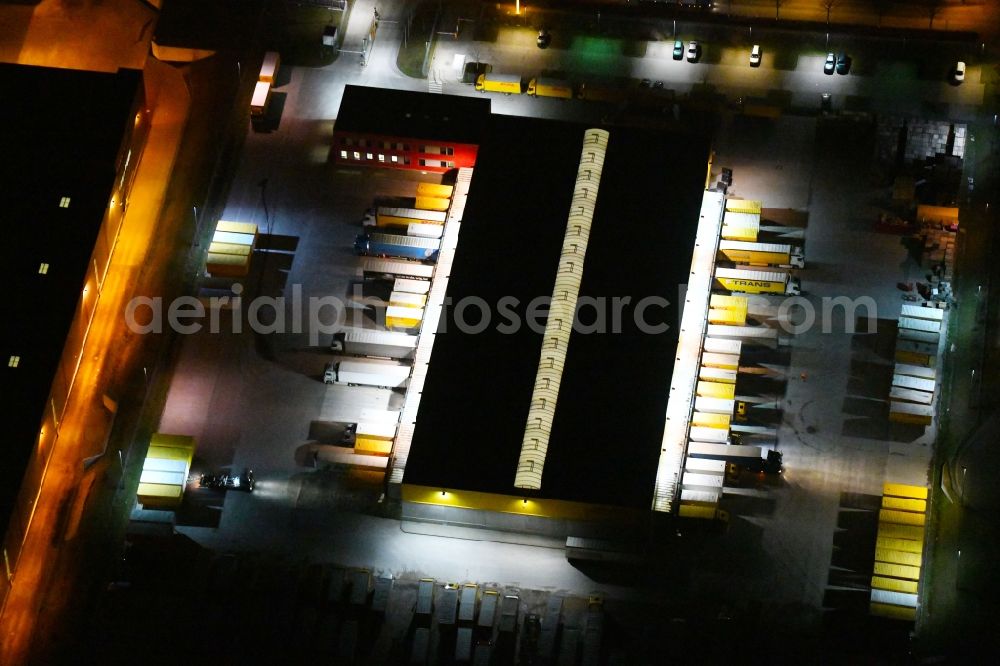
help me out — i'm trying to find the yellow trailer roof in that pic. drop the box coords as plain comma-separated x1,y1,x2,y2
873,562,921,581
882,496,927,513
871,576,919,594
216,220,258,235
415,196,451,212
869,602,916,621
696,381,736,400
725,198,763,214
691,412,731,429
416,183,454,198
678,504,721,520
880,509,926,526
708,308,748,325
877,537,923,555
355,436,393,455
875,548,923,568
208,241,253,257
877,523,925,541
709,294,748,310
883,483,928,500
137,482,183,499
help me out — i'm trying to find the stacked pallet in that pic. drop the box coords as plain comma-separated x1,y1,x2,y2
870,483,927,621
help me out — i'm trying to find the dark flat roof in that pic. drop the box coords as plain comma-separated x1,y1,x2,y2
1,63,140,535
405,115,709,509
336,85,491,146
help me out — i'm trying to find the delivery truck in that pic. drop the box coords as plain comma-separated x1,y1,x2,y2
354,232,441,261
475,73,524,94
714,267,800,295
416,182,454,198
718,240,804,268
377,206,447,226
361,258,434,281
527,78,574,99
324,360,411,388
333,328,418,360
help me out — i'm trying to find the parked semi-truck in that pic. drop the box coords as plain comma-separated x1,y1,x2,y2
714,267,800,295
324,360,411,388
718,240,804,268
354,232,441,261
361,258,434,281
527,78,573,99
376,206,447,227
332,328,418,360
475,73,523,94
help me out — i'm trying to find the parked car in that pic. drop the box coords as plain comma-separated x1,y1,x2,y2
953,61,966,83
835,52,851,75
639,78,651,88
672,40,684,60
823,53,836,75
686,41,700,63
749,44,761,67
536,30,551,49
199,468,255,492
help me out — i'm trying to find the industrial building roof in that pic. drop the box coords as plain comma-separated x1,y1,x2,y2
404,114,709,509
336,85,491,146
0,63,141,536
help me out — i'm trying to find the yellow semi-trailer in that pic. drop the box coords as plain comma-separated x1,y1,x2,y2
475,73,524,94
714,267,801,295
416,182,454,198
718,240,805,268
386,305,424,330
527,78,574,99
259,51,281,83
414,196,451,212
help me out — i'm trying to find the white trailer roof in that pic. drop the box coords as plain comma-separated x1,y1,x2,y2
356,421,397,438
870,588,919,608
699,366,737,383
899,316,940,333
681,473,725,490
361,258,434,279
892,374,935,393
393,278,431,294
897,328,939,345
889,401,934,417
689,426,730,444
900,304,944,321
715,266,789,283
719,239,792,254
343,327,419,348
694,397,735,414
251,80,270,106
679,488,722,503
889,387,934,405
688,441,764,460
706,324,778,339
684,458,726,474
703,337,742,354
407,222,444,239
894,363,936,380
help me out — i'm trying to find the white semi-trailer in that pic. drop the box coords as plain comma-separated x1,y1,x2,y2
334,328,418,360
325,360,411,388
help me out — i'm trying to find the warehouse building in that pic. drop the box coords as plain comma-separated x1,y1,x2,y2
1,63,146,593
